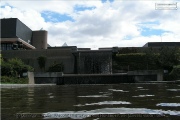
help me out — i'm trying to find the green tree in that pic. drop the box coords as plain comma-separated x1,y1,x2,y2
169,65,180,80
1,58,33,77
145,48,158,70
37,56,47,71
158,47,179,72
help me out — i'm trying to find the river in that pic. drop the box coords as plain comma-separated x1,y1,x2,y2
1,84,180,120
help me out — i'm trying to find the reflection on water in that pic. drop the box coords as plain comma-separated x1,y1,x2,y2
108,89,129,92
43,107,180,119
156,103,180,107
78,95,109,97
1,84,180,120
132,94,155,97
167,89,180,92
74,101,131,107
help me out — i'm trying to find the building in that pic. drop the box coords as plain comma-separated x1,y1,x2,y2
0,18,47,50
1,18,180,74
143,42,180,48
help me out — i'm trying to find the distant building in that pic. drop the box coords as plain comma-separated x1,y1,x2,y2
143,42,180,48
0,18,47,50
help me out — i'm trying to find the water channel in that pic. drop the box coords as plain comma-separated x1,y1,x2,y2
1,84,180,120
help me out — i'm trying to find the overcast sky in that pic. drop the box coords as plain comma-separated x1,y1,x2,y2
1,0,180,49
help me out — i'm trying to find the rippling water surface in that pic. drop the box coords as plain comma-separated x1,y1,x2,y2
1,84,180,120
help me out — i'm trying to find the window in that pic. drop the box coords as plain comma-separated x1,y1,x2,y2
0,43,13,50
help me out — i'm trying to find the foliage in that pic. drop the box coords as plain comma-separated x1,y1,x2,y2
48,62,64,72
1,76,28,84
113,47,180,73
118,48,138,54
168,65,180,80
1,58,34,77
37,56,46,71
144,48,159,70
113,53,160,71
158,47,179,72
0,54,2,66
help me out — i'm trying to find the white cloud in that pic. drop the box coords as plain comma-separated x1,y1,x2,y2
1,0,180,49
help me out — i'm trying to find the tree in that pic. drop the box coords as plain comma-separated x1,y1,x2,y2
37,56,46,71
158,47,179,72
169,65,180,80
1,58,34,77
145,48,158,70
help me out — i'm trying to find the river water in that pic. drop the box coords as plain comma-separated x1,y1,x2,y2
1,84,180,120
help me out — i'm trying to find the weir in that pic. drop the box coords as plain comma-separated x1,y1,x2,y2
56,74,135,85
32,70,163,85
73,50,112,74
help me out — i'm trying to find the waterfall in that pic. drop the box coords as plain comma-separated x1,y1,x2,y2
76,51,112,74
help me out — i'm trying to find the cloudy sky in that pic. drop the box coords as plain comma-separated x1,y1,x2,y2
1,0,180,49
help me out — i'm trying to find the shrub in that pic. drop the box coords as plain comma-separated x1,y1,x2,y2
169,65,180,80
1,58,34,77
48,62,64,72
158,47,179,72
1,76,28,84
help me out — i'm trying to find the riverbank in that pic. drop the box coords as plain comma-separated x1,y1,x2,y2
138,80,180,84
0,84,56,88
1,80,179,88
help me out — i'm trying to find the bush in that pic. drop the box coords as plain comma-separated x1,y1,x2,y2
158,47,179,72
1,58,34,77
1,76,28,84
168,65,180,80
48,62,64,72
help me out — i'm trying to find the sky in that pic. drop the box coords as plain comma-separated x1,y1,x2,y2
1,0,180,49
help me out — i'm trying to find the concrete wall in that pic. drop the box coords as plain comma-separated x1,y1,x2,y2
28,72,34,84
127,70,163,81
34,72,63,84
1,49,75,74
57,74,134,85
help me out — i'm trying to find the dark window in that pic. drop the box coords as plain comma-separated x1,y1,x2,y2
7,44,12,50
1,43,13,50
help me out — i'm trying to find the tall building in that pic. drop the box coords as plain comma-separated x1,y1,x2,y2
0,18,48,50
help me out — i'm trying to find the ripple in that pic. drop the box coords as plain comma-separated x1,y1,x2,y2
74,101,131,106
108,89,129,92
48,93,53,95
156,103,180,107
78,95,108,98
139,89,149,91
99,92,108,94
132,95,154,97
49,96,54,98
137,87,143,89
167,89,180,92
43,107,180,119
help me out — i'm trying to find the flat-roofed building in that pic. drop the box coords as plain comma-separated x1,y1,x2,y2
0,18,47,50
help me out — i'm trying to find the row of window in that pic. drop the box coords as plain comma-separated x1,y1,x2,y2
1,43,13,50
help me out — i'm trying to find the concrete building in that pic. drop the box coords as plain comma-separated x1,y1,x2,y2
1,18,180,74
0,18,47,50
